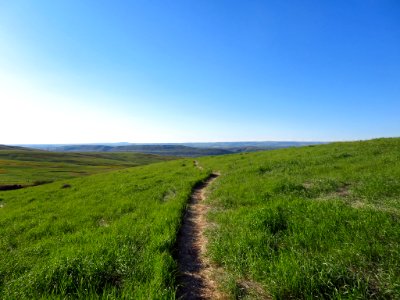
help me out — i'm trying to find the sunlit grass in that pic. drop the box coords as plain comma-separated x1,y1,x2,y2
201,138,400,298
0,160,208,299
0,150,175,186
1,138,399,298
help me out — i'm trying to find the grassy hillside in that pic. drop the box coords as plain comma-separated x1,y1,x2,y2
200,138,400,298
0,160,208,299
0,138,399,298
26,144,233,156
0,150,175,187
112,144,232,156
0,145,34,151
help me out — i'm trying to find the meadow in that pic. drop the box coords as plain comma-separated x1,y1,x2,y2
0,138,399,299
200,138,400,298
0,150,175,187
0,159,208,299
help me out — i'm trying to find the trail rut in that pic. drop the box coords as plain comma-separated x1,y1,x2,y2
176,172,222,299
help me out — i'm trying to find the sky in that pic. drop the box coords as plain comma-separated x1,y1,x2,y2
0,0,399,144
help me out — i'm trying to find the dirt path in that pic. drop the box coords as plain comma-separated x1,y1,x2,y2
176,172,223,299
193,160,203,170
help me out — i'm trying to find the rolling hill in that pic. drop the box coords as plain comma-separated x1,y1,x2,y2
21,144,232,156
0,138,399,298
111,144,232,156
0,150,175,188
0,144,34,151
15,141,326,156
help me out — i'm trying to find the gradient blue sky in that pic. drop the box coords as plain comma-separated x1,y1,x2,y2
1,0,399,143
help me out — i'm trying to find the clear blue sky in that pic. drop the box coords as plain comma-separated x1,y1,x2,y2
0,0,399,143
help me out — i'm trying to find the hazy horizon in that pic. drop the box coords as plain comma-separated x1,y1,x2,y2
1,1,399,144
7,138,372,146
4,136,397,146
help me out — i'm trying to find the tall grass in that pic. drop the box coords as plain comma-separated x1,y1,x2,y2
201,138,400,298
0,159,207,299
1,139,399,298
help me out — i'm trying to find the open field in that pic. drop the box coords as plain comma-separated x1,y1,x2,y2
200,138,400,298
0,138,399,298
0,159,208,299
0,150,175,187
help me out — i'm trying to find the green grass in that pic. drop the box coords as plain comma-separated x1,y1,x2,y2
200,138,400,298
0,159,208,299
0,150,175,187
1,138,399,299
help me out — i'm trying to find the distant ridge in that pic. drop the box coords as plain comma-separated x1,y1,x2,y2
52,145,115,152
111,144,231,156
22,144,232,157
182,141,325,148
0,145,34,151
11,141,326,157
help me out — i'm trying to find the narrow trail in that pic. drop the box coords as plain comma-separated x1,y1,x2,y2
193,160,203,170
176,172,222,299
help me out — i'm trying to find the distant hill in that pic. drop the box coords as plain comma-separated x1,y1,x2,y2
0,145,34,151
48,145,115,152
0,150,175,187
19,143,130,151
182,141,326,149
111,144,232,156
16,141,326,157
18,144,233,157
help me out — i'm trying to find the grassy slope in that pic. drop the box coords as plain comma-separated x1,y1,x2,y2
0,138,399,299
0,150,175,186
200,138,400,298
0,159,208,299
0,145,35,151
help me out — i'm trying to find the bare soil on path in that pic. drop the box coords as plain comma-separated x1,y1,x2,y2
176,172,223,300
